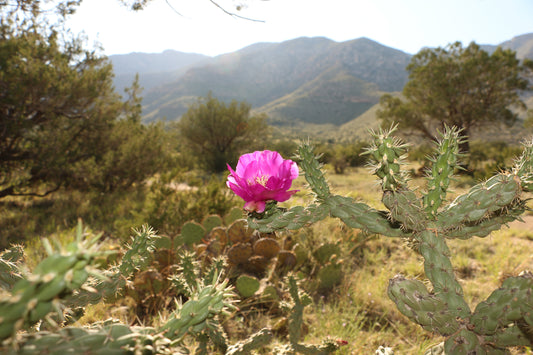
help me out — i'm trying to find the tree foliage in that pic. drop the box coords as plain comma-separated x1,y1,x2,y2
378,42,533,153
177,93,268,173
0,10,170,198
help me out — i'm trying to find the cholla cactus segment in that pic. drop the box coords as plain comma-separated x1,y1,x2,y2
444,328,487,354
423,126,463,216
2,322,174,355
296,142,331,200
248,203,330,233
364,125,410,192
161,270,236,341
388,276,458,336
327,195,406,237
226,328,274,355
119,225,158,277
382,190,425,231
0,246,24,291
439,173,521,229
1,244,24,263
177,251,201,295
484,326,533,348
470,272,533,336
416,230,470,318
445,199,525,239
512,138,533,191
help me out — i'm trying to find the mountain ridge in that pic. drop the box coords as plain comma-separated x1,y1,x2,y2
109,33,533,133
137,36,412,125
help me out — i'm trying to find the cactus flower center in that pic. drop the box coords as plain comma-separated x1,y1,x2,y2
227,150,299,213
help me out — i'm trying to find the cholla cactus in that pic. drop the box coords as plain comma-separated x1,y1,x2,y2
0,244,25,291
246,126,533,354
0,222,112,340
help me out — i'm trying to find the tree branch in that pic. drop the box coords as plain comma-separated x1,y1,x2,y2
0,182,61,199
207,0,264,22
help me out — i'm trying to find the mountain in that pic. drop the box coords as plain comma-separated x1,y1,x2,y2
140,37,412,125
109,50,209,94
256,65,383,126
112,33,533,135
499,33,533,59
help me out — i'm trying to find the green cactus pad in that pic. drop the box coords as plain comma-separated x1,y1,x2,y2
388,275,457,335
153,235,172,249
261,285,280,302
292,244,309,266
224,207,245,225
202,214,223,233
317,263,343,291
205,240,223,257
181,221,206,246
313,243,341,265
236,275,260,298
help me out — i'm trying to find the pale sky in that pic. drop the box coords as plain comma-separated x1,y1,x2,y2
67,0,533,57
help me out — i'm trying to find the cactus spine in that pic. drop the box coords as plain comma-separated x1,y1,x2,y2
248,126,533,354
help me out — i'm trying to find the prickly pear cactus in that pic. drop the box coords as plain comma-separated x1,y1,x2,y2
247,126,533,354
196,218,297,277
304,241,344,291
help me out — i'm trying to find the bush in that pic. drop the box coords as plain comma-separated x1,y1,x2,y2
142,173,238,237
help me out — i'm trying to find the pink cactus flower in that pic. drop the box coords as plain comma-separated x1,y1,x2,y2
227,150,299,213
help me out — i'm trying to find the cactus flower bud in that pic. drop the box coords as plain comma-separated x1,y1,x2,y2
227,150,299,213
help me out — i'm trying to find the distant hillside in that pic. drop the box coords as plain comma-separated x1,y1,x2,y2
257,65,383,126
499,33,533,59
109,50,209,94
112,33,533,136
140,36,411,125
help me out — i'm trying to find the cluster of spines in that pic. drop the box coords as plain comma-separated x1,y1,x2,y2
296,142,331,201
363,124,410,192
161,272,237,342
512,137,533,191
422,126,463,216
119,224,158,277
